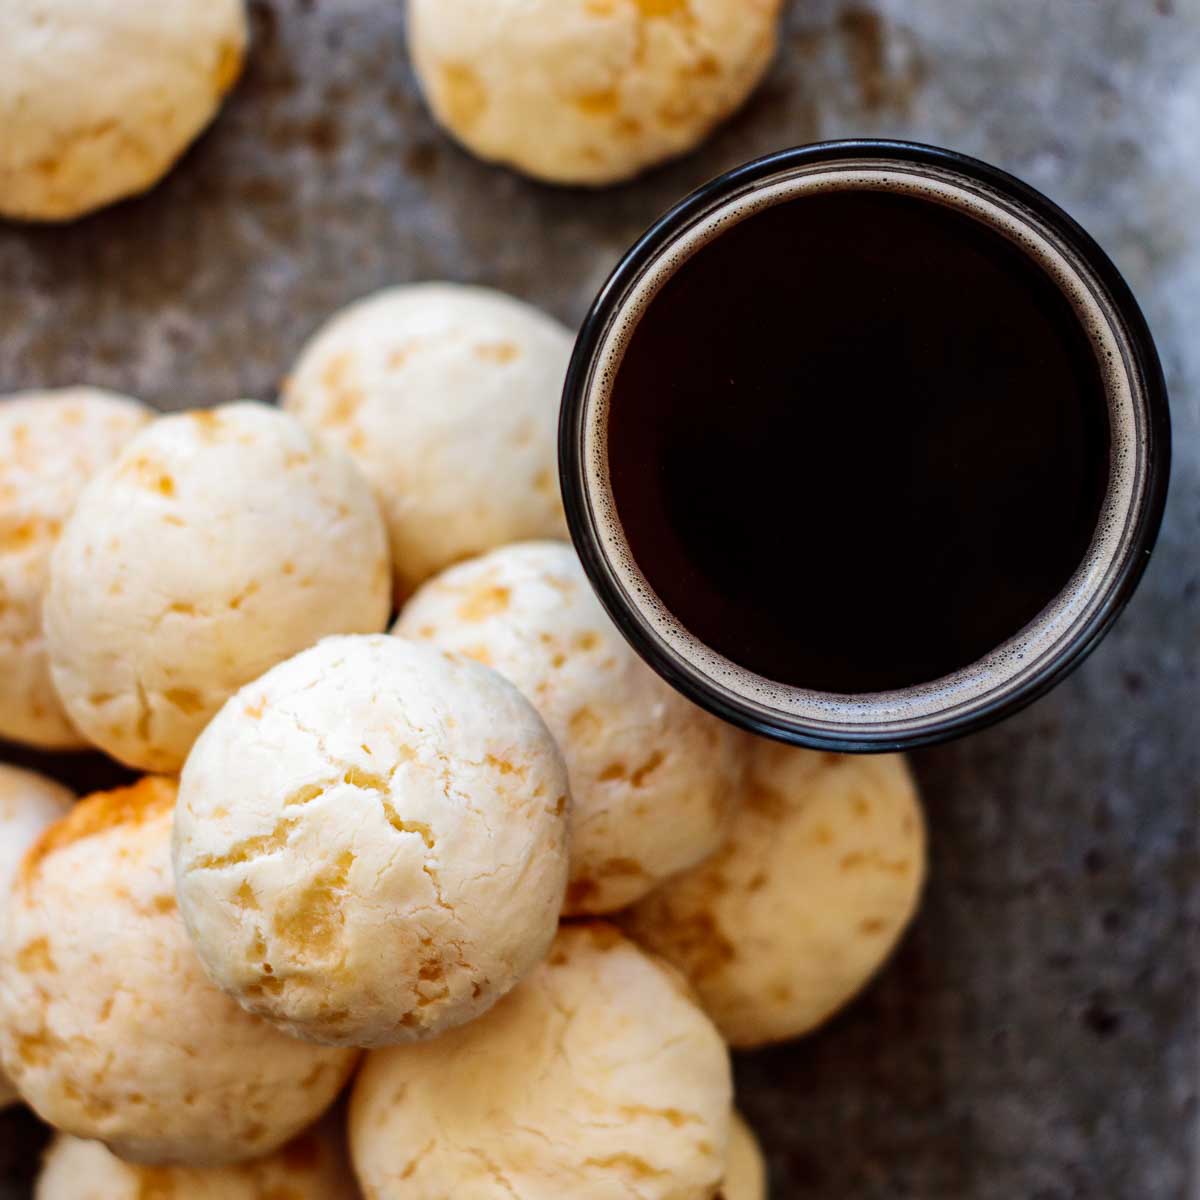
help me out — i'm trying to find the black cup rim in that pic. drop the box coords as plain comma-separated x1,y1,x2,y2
559,139,1172,752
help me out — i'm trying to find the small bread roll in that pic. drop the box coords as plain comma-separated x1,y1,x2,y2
0,0,247,221
395,541,746,913
0,778,358,1166
37,1122,357,1200
721,1111,767,1200
0,763,74,1109
45,402,391,773
283,284,571,598
349,923,732,1200
624,747,926,1048
408,0,783,185
173,634,570,1048
0,388,150,749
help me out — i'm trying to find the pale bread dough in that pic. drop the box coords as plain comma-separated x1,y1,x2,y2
395,541,747,913
720,1111,767,1200
408,0,783,185
36,1121,358,1200
44,402,391,773
349,923,733,1199
0,0,247,221
624,746,927,1047
0,778,358,1166
0,388,150,749
283,284,571,598
0,763,74,1109
173,634,570,1047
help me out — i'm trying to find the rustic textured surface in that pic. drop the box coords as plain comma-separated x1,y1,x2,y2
0,0,1197,1196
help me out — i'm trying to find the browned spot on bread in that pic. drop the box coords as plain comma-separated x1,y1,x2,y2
0,520,44,553
474,341,520,363
15,937,54,972
122,454,176,497
744,780,786,818
485,754,527,778
654,910,735,981
135,1167,175,1200
582,1152,667,1178
164,687,204,715
189,410,226,441
840,851,912,875
633,0,689,16
630,751,665,787
21,778,176,885
575,88,621,116
319,352,364,425
213,38,244,94
440,63,487,129
457,584,510,621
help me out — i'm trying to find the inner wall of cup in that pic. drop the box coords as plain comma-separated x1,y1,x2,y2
581,160,1146,733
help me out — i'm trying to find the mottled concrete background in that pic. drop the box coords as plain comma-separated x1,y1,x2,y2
0,1,1197,1196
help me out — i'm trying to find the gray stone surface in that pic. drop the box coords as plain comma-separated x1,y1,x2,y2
0,0,1197,1196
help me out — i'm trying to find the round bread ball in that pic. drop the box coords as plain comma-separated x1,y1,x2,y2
349,922,732,1199
0,0,247,221
623,746,927,1048
282,284,571,598
721,1111,767,1200
0,388,150,749
0,777,358,1166
37,1122,357,1200
408,0,783,186
173,634,570,1048
44,402,391,773
0,763,74,1109
395,541,746,913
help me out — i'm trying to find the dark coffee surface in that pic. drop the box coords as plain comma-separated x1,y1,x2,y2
608,189,1111,693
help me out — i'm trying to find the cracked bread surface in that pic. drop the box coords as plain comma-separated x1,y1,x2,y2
349,922,732,1199
44,402,391,773
0,777,357,1166
173,634,571,1048
395,541,747,914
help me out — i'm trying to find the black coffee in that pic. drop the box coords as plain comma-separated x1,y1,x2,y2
606,188,1111,693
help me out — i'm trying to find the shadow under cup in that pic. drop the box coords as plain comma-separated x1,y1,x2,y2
559,141,1171,752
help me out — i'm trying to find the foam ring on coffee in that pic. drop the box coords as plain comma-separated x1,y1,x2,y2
580,160,1145,735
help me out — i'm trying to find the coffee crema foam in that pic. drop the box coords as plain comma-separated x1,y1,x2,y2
580,161,1145,732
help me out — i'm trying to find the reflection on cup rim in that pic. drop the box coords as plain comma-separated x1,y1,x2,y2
559,140,1171,752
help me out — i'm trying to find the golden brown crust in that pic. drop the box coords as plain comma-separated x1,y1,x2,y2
20,776,176,886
